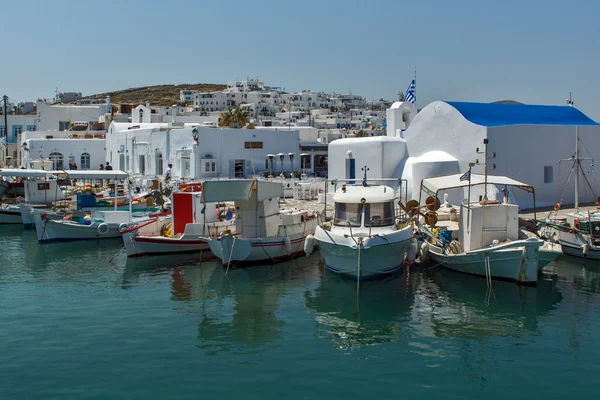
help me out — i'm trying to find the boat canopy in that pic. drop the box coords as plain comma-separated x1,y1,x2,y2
0,169,53,178
201,180,284,203
0,169,127,180
332,185,396,204
420,173,533,199
57,170,128,180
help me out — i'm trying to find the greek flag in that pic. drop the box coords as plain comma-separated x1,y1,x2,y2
589,163,595,174
404,79,416,104
460,169,471,182
1,137,6,147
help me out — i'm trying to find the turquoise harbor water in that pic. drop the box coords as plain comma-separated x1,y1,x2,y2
2,226,600,399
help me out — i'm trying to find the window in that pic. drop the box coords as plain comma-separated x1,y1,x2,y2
156,152,163,175
27,125,36,131
138,155,146,174
119,153,125,171
544,166,554,184
244,141,263,149
334,203,364,227
10,125,22,143
49,152,64,170
59,121,70,131
364,202,395,227
0,126,4,136
80,152,90,169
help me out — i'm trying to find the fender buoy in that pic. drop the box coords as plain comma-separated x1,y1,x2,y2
554,203,560,212
419,241,430,263
406,237,417,264
304,233,314,256
119,223,128,232
574,218,580,230
284,236,292,255
97,223,109,235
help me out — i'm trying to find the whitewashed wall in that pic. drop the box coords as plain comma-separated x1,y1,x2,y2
328,137,408,181
488,124,600,208
36,102,110,131
23,138,106,170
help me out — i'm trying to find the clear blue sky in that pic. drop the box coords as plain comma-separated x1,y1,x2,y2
1,0,598,119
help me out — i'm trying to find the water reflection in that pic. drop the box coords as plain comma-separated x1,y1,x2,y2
122,254,322,354
304,269,418,349
414,268,563,339
305,265,564,349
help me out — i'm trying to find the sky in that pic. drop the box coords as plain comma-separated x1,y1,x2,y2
1,0,598,120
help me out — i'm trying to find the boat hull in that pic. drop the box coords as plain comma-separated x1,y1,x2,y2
427,240,542,285
33,210,132,244
558,230,600,260
314,226,413,280
206,219,318,266
0,207,23,224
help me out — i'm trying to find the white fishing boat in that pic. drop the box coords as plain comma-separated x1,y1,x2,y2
313,174,413,280
200,179,318,266
0,168,66,227
121,190,235,257
32,169,145,243
418,172,559,285
551,125,600,259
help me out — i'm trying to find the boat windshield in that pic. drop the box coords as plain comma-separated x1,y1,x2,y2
364,202,395,227
334,203,364,227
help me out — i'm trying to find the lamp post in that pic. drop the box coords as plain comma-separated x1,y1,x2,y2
288,153,295,176
266,154,275,178
278,153,285,177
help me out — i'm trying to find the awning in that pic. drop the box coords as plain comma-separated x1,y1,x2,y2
58,170,128,180
0,169,53,178
201,180,255,203
420,173,533,199
201,180,284,203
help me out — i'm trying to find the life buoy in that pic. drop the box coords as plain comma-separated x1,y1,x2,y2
97,223,109,235
180,183,202,192
574,218,580,230
119,223,128,232
554,203,560,212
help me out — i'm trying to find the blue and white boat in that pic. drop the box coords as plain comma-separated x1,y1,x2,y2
313,178,413,280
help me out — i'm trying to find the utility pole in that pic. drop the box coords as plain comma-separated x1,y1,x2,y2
3,95,8,162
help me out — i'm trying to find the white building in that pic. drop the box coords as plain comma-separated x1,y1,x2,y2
36,99,111,131
399,101,600,208
106,122,302,180
331,100,600,209
21,127,106,170
1,114,38,167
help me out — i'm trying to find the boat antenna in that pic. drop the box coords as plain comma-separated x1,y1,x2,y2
361,166,369,187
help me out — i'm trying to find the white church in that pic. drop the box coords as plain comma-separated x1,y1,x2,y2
328,100,600,209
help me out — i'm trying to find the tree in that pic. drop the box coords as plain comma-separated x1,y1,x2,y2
218,107,251,128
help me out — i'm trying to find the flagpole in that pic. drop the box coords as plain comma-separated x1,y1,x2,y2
413,67,417,105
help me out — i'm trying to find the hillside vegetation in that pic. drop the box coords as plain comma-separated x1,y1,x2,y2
78,83,226,106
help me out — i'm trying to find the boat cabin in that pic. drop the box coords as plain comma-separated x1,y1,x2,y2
419,174,536,252
201,179,288,238
332,185,396,228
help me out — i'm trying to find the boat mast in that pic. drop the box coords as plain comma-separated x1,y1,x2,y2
567,92,579,211
575,125,579,211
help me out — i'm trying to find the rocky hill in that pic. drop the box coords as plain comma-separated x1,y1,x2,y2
78,83,226,106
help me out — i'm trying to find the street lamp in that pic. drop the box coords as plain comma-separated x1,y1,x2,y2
277,153,285,177
288,153,295,176
265,154,275,177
